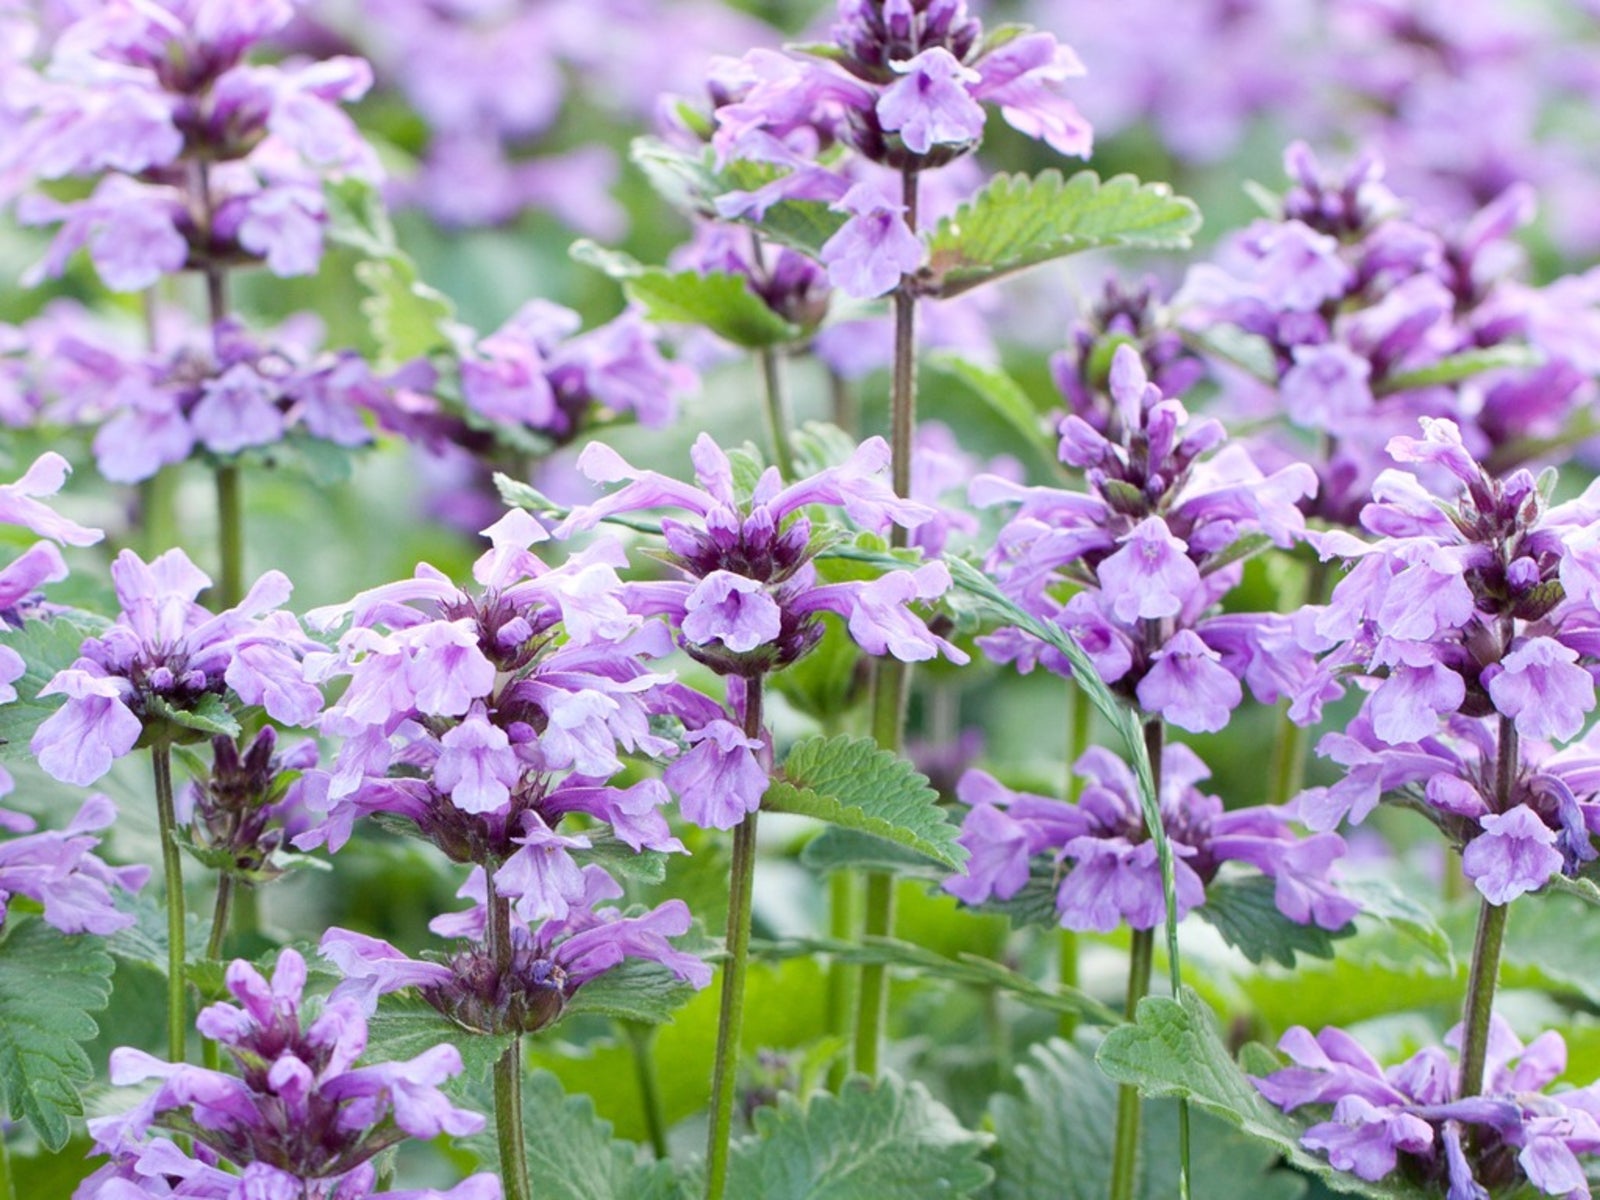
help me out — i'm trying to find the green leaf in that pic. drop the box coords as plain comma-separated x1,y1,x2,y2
144,692,240,739
987,1038,1306,1200
721,1072,992,1199
571,241,800,347
324,176,398,259
577,836,668,885
563,959,702,1026
799,826,948,879
628,138,847,257
1096,989,1435,1200
1184,326,1278,386
763,735,964,869
1379,345,1542,395
923,171,1201,298
1200,532,1274,577
0,616,98,760
364,994,512,1084
1195,874,1351,968
0,917,115,1150
1339,876,1452,967
466,1070,685,1200
354,256,458,364
752,935,1120,1027
927,352,1056,461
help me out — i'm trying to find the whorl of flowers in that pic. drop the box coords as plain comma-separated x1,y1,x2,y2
322,864,710,1039
696,0,1092,298
1255,1017,1600,1199
1180,142,1593,525
181,726,322,885
946,743,1355,934
15,0,378,290
1289,417,1600,904
973,344,1317,734
0,793,148,936
301,509,717,922
78,949,500,1200
29,547,322,787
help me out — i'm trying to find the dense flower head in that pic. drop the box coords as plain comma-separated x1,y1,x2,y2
697,0,1091,298
80,948,498,1199
302,509,724,918
1050,276,1205,423
32,312,416,483
1180,142,1595,525
669,223,832,336
945,742,1355,933
14,0,378,289
29,547,321,787
555,432,966,679
459,300,696,445
0,792,148,935
973,344,1316,733
1255,1017,1600,1198
321,864,710,1037
1287,420,1600,901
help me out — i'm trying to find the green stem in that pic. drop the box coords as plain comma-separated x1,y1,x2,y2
853,870,895,1078
152,742,187,1063
494,1039,531,1200
139,469,181,559
828,367,857,436
759,347,797,480
1108,928,1156,1200
214,464,244,610
1458,713,1518,1099
705,680,765,1200
1058,686,1092,1038
1267,560,1328,806
206,873,234,962
625,1023,670,1160
485,871,531,1200
233,882,261,941
825,868,859,1080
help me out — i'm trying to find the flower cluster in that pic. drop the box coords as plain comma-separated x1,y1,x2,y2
974,345,1315,733
699,0,1092,297
30,548,321,787
302,509,709,919
15,0,377,290
459,300,697,446
322,864,710,1037
181,727,322,884
1290,418,1600,903
946,743,1354,933
0,793,147,936
1181,143,1594,524
1255,1017,1600,1198
79,949,499,1199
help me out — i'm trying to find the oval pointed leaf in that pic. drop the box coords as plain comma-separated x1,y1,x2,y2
763,735,965,869
924,171,1201,298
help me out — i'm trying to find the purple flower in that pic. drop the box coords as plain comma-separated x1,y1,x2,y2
946,743,1353,934
819,182,924,300
30,548,318,786
664,719,768,831
320,864,709,1038
82,949,496,1199
1096,517,1204,623
1462,806,1565,904
1136,630,1244,735
1486,638,1595,744
0,793,147,935
876,47,984,155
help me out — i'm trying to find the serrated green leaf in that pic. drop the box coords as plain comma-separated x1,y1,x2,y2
1195,874,1352,968
577,836,668,885
364,994,512,1083
1379,345,1542,395
1339,876,1452,967
927,352,1056,461
144,692,240,739
324,176,398,259
923,171,1201,298
564,958,701,1026
752,935,1119,1026
571,240,800,347
987,1038,1306,1200
464,1069,685,1199
0,917,115,1149
355,257,457,364
764,735,964,869
722,1072,992,1199
1096,989,1436,1200
0,617,97,760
